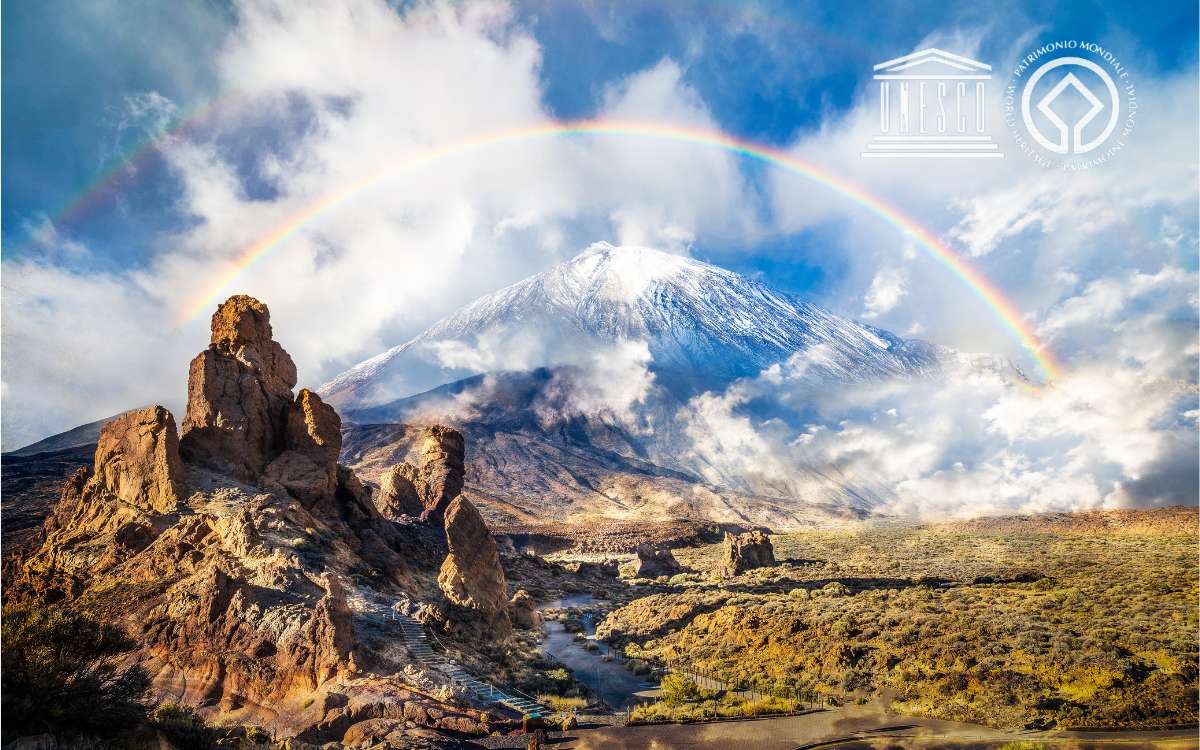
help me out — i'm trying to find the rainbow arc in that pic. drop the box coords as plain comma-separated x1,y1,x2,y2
169,120,1060,383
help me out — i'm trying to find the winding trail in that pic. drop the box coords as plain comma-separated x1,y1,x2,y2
366,602,547,717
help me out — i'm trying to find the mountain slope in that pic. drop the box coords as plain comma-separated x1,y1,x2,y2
320,243,1020,526
320,243,944,410
5,412,124,457
340,369,874,528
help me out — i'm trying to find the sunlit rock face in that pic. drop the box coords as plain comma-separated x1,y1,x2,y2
717,530,775,578
438,495,512,641
10,295,498,740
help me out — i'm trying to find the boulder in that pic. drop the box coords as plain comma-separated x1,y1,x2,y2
437,496,511,639
342,718,407,747
416,426,464,522
570,560,619,578
92,405,186,515
508,590,543,630
377,463,423,518
180,295,297,479
717,530,776,578
632,543,680,577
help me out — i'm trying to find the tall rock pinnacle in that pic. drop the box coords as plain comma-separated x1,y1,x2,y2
180,295,298,480
437,495,512,641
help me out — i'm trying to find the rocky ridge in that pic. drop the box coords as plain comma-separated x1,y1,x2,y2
7,296,519,744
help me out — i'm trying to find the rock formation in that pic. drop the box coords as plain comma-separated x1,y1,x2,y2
10,295,499,743
92,405,186,515
717,530,775,578
416,426,465,522
632,543,681,578
265,388,343,504
437,496,511,640
376,463,423,518
508,589,542,630
570,560,619,578
179,295,298,480
370,425,465,523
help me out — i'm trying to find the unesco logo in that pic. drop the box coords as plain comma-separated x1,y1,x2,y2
862,48,1003,159
1005,41,1138,169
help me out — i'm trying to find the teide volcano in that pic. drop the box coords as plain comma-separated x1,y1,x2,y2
324,244,1015,527
321,242,944,410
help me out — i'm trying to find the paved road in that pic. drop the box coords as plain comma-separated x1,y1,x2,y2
546,705,1198,749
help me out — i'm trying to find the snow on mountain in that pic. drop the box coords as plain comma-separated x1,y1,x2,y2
320,242,947,409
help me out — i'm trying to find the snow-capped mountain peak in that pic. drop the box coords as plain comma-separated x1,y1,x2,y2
320,243,943,409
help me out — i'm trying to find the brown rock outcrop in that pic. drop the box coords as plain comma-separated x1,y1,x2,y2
266,389,342,503
92,405,185,515
508,589,542,630
180,295,297,479
416,426,464,522
717,530,775,578
437,496,511,639
10,295,481,741
571,560,619,578
632,543,681,578
376,463,423,518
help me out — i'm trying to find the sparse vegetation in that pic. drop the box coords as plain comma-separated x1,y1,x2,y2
538,694,589,712
152,703,218,750
660,674,713,704
1,603,150,742
604,520,1198,730
631,691,801,723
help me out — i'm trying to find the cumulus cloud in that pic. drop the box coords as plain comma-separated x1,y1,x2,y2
533,340,658,431
862,266,908,319
1,0,760,449
665,262,1198,517
2,3,1195,519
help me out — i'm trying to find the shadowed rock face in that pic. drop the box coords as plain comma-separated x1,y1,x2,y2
508,589,542,630
416,426,464,523
717,530,775,578
265,388,343,504
93,406,185,515
377,463,423,518
438,496,511,640
370,425,465,523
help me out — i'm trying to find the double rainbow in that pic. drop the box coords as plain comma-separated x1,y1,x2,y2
171,120,1060,382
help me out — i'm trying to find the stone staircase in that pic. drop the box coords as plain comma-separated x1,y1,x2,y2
387,607,547,717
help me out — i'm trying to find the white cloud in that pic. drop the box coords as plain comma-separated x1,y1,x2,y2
0,0,760,449
862,266,908,319
2,6,1195,519
665,260,1198,517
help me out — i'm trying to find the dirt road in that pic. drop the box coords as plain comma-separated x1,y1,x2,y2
552,705,1198,749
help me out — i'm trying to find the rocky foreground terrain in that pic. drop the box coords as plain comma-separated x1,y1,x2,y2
3,296,609,748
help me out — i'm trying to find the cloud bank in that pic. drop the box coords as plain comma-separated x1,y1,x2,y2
3,0,1196,517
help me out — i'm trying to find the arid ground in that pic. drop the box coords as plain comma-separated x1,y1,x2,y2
524,508,1199,734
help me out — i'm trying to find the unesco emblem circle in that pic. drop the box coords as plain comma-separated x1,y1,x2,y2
1021,57,1120,154
1005,41,1137,169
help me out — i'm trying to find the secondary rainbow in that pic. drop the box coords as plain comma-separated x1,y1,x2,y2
176,119,1061,382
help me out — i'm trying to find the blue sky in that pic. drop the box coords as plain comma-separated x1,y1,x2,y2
2,0,1197,513
5,0,1195,280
